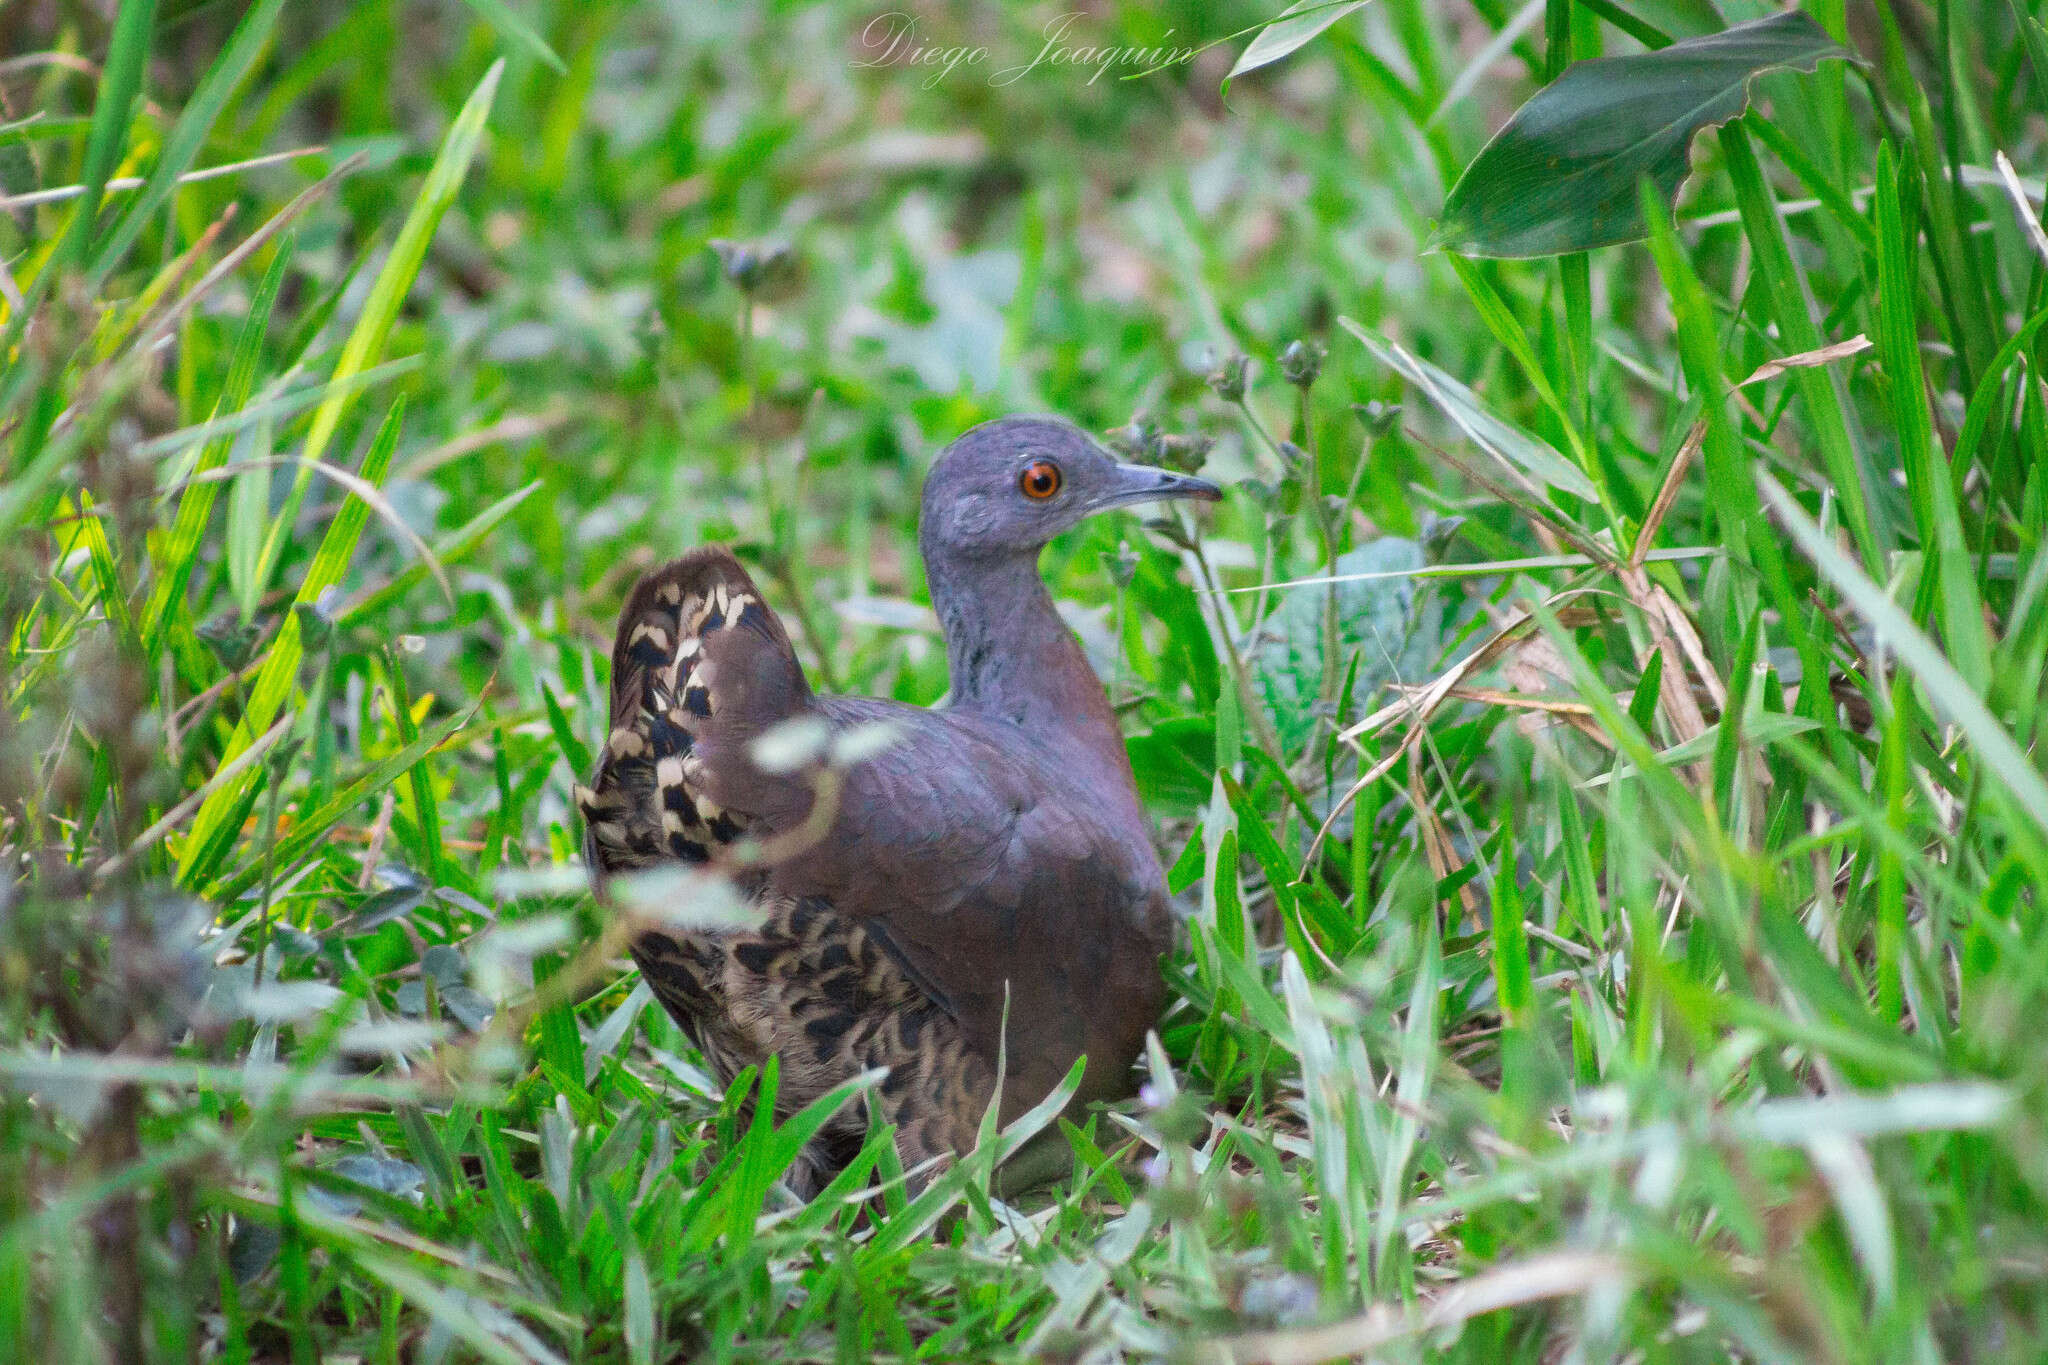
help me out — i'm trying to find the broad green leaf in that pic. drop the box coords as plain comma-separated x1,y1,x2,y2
1434,11,1854,257
1244,536,1440,751
1228,1,1369,83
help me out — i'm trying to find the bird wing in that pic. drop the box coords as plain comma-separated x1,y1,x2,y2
579,547,812,872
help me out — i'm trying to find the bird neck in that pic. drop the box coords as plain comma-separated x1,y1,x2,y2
928,548,1126,757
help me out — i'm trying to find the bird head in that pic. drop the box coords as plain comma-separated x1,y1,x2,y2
918,416,1221,562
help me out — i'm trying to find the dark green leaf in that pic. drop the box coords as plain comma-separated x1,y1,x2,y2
1243,537,1441,751
420,945,467,986
350,885,427,932
1435,11,1854,257
440,986,496,1032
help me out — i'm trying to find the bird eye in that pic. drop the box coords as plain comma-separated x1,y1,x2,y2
1018,460,1062,500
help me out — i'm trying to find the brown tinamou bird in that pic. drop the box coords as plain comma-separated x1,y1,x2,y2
577,417,1219,1195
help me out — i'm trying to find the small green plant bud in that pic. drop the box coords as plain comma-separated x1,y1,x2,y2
266,736,307,780
196,612,261,672
1236,476,1280,509
1207,353,1250,403
711,239,801,301
1353,399,1402,437
1154,432,1214,474
710,238,757,285
1276,439,1308,474
292,606,333,654
1142,517,1198,552
1420,513,1466,558
294,586,345,653
1104,418,1158,460
1280,339,1324,388
750,243,801,302
1101,541,1141,590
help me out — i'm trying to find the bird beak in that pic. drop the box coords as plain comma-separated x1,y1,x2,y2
1093,462,1224,512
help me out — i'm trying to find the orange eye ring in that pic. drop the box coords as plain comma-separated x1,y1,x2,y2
1018,460,1062,500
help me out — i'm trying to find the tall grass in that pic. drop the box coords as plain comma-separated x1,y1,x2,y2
1,0,2044,1360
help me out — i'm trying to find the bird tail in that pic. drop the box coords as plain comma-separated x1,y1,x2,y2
578,547,811,876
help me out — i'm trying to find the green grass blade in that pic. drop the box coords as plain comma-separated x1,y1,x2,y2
381,636,445,880
207,711,471,902
540,679,592,780
334,479,543,626
253,60,504,597
57,0,160,272
1757,474,2048,840
1873,142,1992,691
135,356,421,465
142,237,294,660
1443,253,1603,506
1718,120,1884,568
89,0,286,284
177,399,409,886
458,0,568,73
